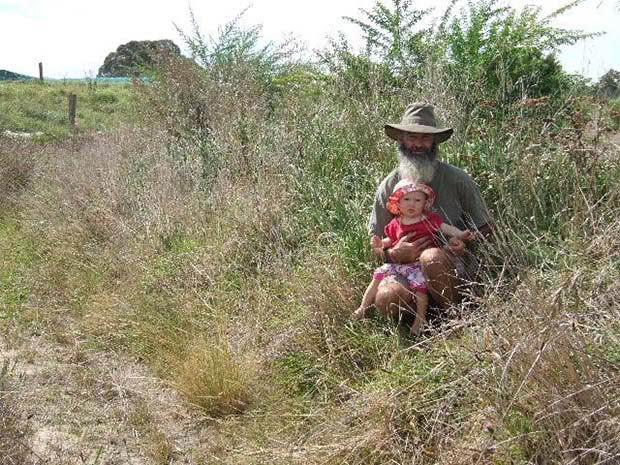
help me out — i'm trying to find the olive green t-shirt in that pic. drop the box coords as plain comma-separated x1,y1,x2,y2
368,162,490,237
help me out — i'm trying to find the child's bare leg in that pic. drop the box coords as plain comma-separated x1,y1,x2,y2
410,292,429,336
374,276,415,318
354,279,380,319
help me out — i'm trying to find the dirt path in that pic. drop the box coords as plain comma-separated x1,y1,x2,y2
2,329,205,464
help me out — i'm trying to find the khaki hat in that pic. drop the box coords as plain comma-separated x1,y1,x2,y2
385,103,453,143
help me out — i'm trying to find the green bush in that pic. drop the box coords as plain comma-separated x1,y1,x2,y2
433,0,594,121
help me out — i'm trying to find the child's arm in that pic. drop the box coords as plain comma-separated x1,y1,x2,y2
371,235,393,262
439,223,473,241
371,235,393,250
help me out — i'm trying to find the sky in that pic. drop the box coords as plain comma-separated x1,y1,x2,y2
1,0,618,81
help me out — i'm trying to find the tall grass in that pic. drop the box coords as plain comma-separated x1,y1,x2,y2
1,38,619,464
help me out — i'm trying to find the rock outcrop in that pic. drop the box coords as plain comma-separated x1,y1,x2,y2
97,40,181,77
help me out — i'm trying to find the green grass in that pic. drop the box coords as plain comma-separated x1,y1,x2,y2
0,220,39,322
0,80,136,139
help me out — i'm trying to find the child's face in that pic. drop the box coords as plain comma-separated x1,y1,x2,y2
399,191,426,218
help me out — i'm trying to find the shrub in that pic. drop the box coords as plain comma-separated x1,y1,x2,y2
431,0,596,124
597,69,620,99
342,0,433,83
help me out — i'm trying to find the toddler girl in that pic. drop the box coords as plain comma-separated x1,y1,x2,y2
354,180,473,336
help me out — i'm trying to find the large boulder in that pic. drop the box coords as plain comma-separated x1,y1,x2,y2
97,40,181,77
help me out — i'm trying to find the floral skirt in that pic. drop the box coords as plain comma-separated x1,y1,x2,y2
373,262,427,294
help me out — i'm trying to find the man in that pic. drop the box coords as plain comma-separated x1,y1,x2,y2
368,103,492,318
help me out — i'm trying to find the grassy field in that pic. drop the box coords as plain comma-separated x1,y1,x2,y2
0,79,135,140
1,53,620,464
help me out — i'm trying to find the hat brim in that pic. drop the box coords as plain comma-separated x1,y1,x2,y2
385,124,453,143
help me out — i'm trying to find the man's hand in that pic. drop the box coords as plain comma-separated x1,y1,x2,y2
461,229,486,242
460,230,473,241
389,233,432,263
447,237,466,256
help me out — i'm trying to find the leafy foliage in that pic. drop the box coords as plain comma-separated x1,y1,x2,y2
434,0,597,118
337,0,599,128
343,0,433,80
174,5,300,85
597,68,620,98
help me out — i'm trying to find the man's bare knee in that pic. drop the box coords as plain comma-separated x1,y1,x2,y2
420,247,460,308
420,248,450,274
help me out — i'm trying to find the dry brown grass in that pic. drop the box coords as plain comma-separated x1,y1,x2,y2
453,216,620,463
0,137,36,215
4,130,618,463
172,334,257,416
0,360,34,465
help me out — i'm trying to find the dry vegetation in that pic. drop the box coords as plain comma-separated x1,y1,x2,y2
2,3,620,463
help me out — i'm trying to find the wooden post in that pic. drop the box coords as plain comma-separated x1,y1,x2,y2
38,62,43,81
68,93,77,128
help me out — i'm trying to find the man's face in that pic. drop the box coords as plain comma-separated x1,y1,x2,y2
397,132,438,184
400,133,434,156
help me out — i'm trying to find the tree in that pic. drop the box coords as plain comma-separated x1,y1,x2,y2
342,0,433,79
316,33,398,99
174,6,299,83
433,0,599,115
597,69,620,98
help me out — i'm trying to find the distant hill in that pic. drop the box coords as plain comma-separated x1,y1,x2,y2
0,70,35,81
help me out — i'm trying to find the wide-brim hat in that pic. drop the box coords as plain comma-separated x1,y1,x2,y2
387,180,436,215
385,103,453,143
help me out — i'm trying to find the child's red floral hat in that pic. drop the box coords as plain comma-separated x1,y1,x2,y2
387,180,436,215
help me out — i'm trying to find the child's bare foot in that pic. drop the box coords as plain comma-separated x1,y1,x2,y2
352,306,369,320
410,319,425,336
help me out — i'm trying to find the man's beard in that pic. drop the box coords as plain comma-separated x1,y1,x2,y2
398,142,439,184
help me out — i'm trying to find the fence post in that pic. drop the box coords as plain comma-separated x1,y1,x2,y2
68,93,77,128
39,62,43,81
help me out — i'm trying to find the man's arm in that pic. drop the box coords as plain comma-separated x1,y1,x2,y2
457,173,493,236
368,170,399,237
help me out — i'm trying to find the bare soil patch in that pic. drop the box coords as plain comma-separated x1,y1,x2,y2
1,327,206,464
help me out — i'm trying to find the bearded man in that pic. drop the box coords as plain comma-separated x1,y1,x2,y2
368,103,492,317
